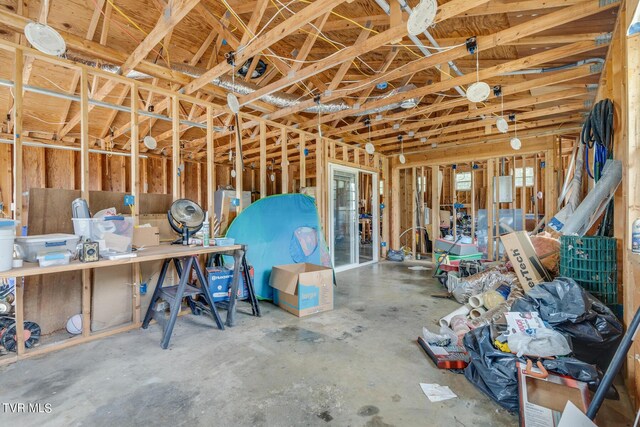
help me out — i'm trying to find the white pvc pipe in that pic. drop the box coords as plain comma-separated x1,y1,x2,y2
469,294,484,308
470,307,487,319
439,304,471,327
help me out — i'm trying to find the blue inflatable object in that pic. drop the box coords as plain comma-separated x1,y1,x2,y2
225,194,331,299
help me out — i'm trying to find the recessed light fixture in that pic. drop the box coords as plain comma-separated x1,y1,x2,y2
407,0,438,36
143,135,157,150
365,143,375,154
420,137,427,143
431,142,438,148
408,131,415,137
393,123,400,130
496,116,508,133
467,49,490,103
400,98,418,109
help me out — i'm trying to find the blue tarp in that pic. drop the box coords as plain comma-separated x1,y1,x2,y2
225,194,331,299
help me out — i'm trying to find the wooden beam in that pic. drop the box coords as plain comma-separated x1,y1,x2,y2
312,38,605,128
430,165,439,261
172,96,181,200
328,61,598,139
182,0,349,95
58,0,201,139
260,121,267,198
274,0,616,123
281,128,288,193
121,0,201,72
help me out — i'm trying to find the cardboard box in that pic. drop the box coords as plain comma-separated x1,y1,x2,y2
132,226,160,248
269,263,333,317
207,266,253,302
517,361,591,427
501,231,552,293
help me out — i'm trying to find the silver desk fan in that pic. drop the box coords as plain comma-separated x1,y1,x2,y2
168,199,205,245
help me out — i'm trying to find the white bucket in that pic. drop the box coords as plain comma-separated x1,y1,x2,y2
0,235,15,272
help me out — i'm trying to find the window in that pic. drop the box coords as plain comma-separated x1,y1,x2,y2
455,171,472,191
515,167,534,187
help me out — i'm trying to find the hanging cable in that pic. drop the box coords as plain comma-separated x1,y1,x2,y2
580,98,614,236
581,99,614,181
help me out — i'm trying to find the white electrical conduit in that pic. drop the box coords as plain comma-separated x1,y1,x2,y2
0,78,224,132
0,138,149,158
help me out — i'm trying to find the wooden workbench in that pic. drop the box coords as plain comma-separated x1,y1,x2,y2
0,243,243,365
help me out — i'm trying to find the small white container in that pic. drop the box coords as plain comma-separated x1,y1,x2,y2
37,251,72,267
15,234,79,263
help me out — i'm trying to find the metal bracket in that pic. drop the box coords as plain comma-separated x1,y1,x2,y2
590,62,604,73
595,33,612,46
599,0,619,7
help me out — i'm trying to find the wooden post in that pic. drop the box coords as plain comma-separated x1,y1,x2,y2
315,135,324,230
260,121,267,198
130,83,141,325
391,166,401,250
544,149,555,224
521,155,526,231
495,157,501,259
451,166,457,238
534,154,539,224
235,121,243,213
281,128,288,193
13,50,23,230
471,162,476,240
80,68,92,337
172,96,180,200
206,106,215,222
411,167,417,257
487,159,494,260
13,50,24,354
420,166,425,253
382,157,390,257
431,165,440,262
299,133,306,188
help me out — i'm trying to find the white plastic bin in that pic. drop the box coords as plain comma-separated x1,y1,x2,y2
72,216,134,253
15,234,79,263
37,251,72,267
0,219,16,272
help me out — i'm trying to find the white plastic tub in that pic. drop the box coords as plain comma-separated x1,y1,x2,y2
0,219,16,272
15,234,79,263
72,216,134,253
37,251,72,267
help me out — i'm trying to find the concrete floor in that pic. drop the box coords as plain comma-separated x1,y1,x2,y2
0,261,633,426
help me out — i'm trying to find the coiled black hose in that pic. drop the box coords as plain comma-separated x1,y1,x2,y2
580,99,614,236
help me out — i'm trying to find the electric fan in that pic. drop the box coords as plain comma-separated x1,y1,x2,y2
167,199,205,245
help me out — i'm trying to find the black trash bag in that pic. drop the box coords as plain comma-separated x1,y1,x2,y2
463,325,600,412
386,249,404,262
510,277,623,370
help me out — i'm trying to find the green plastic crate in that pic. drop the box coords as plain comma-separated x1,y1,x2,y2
445,252,484,261
560,235,617,305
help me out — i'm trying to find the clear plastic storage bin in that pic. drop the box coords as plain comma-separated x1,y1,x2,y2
15,234,79,263
72,216,134,253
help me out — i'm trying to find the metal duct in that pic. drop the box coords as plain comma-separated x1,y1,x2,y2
65,53,350,114
352,84,418,117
